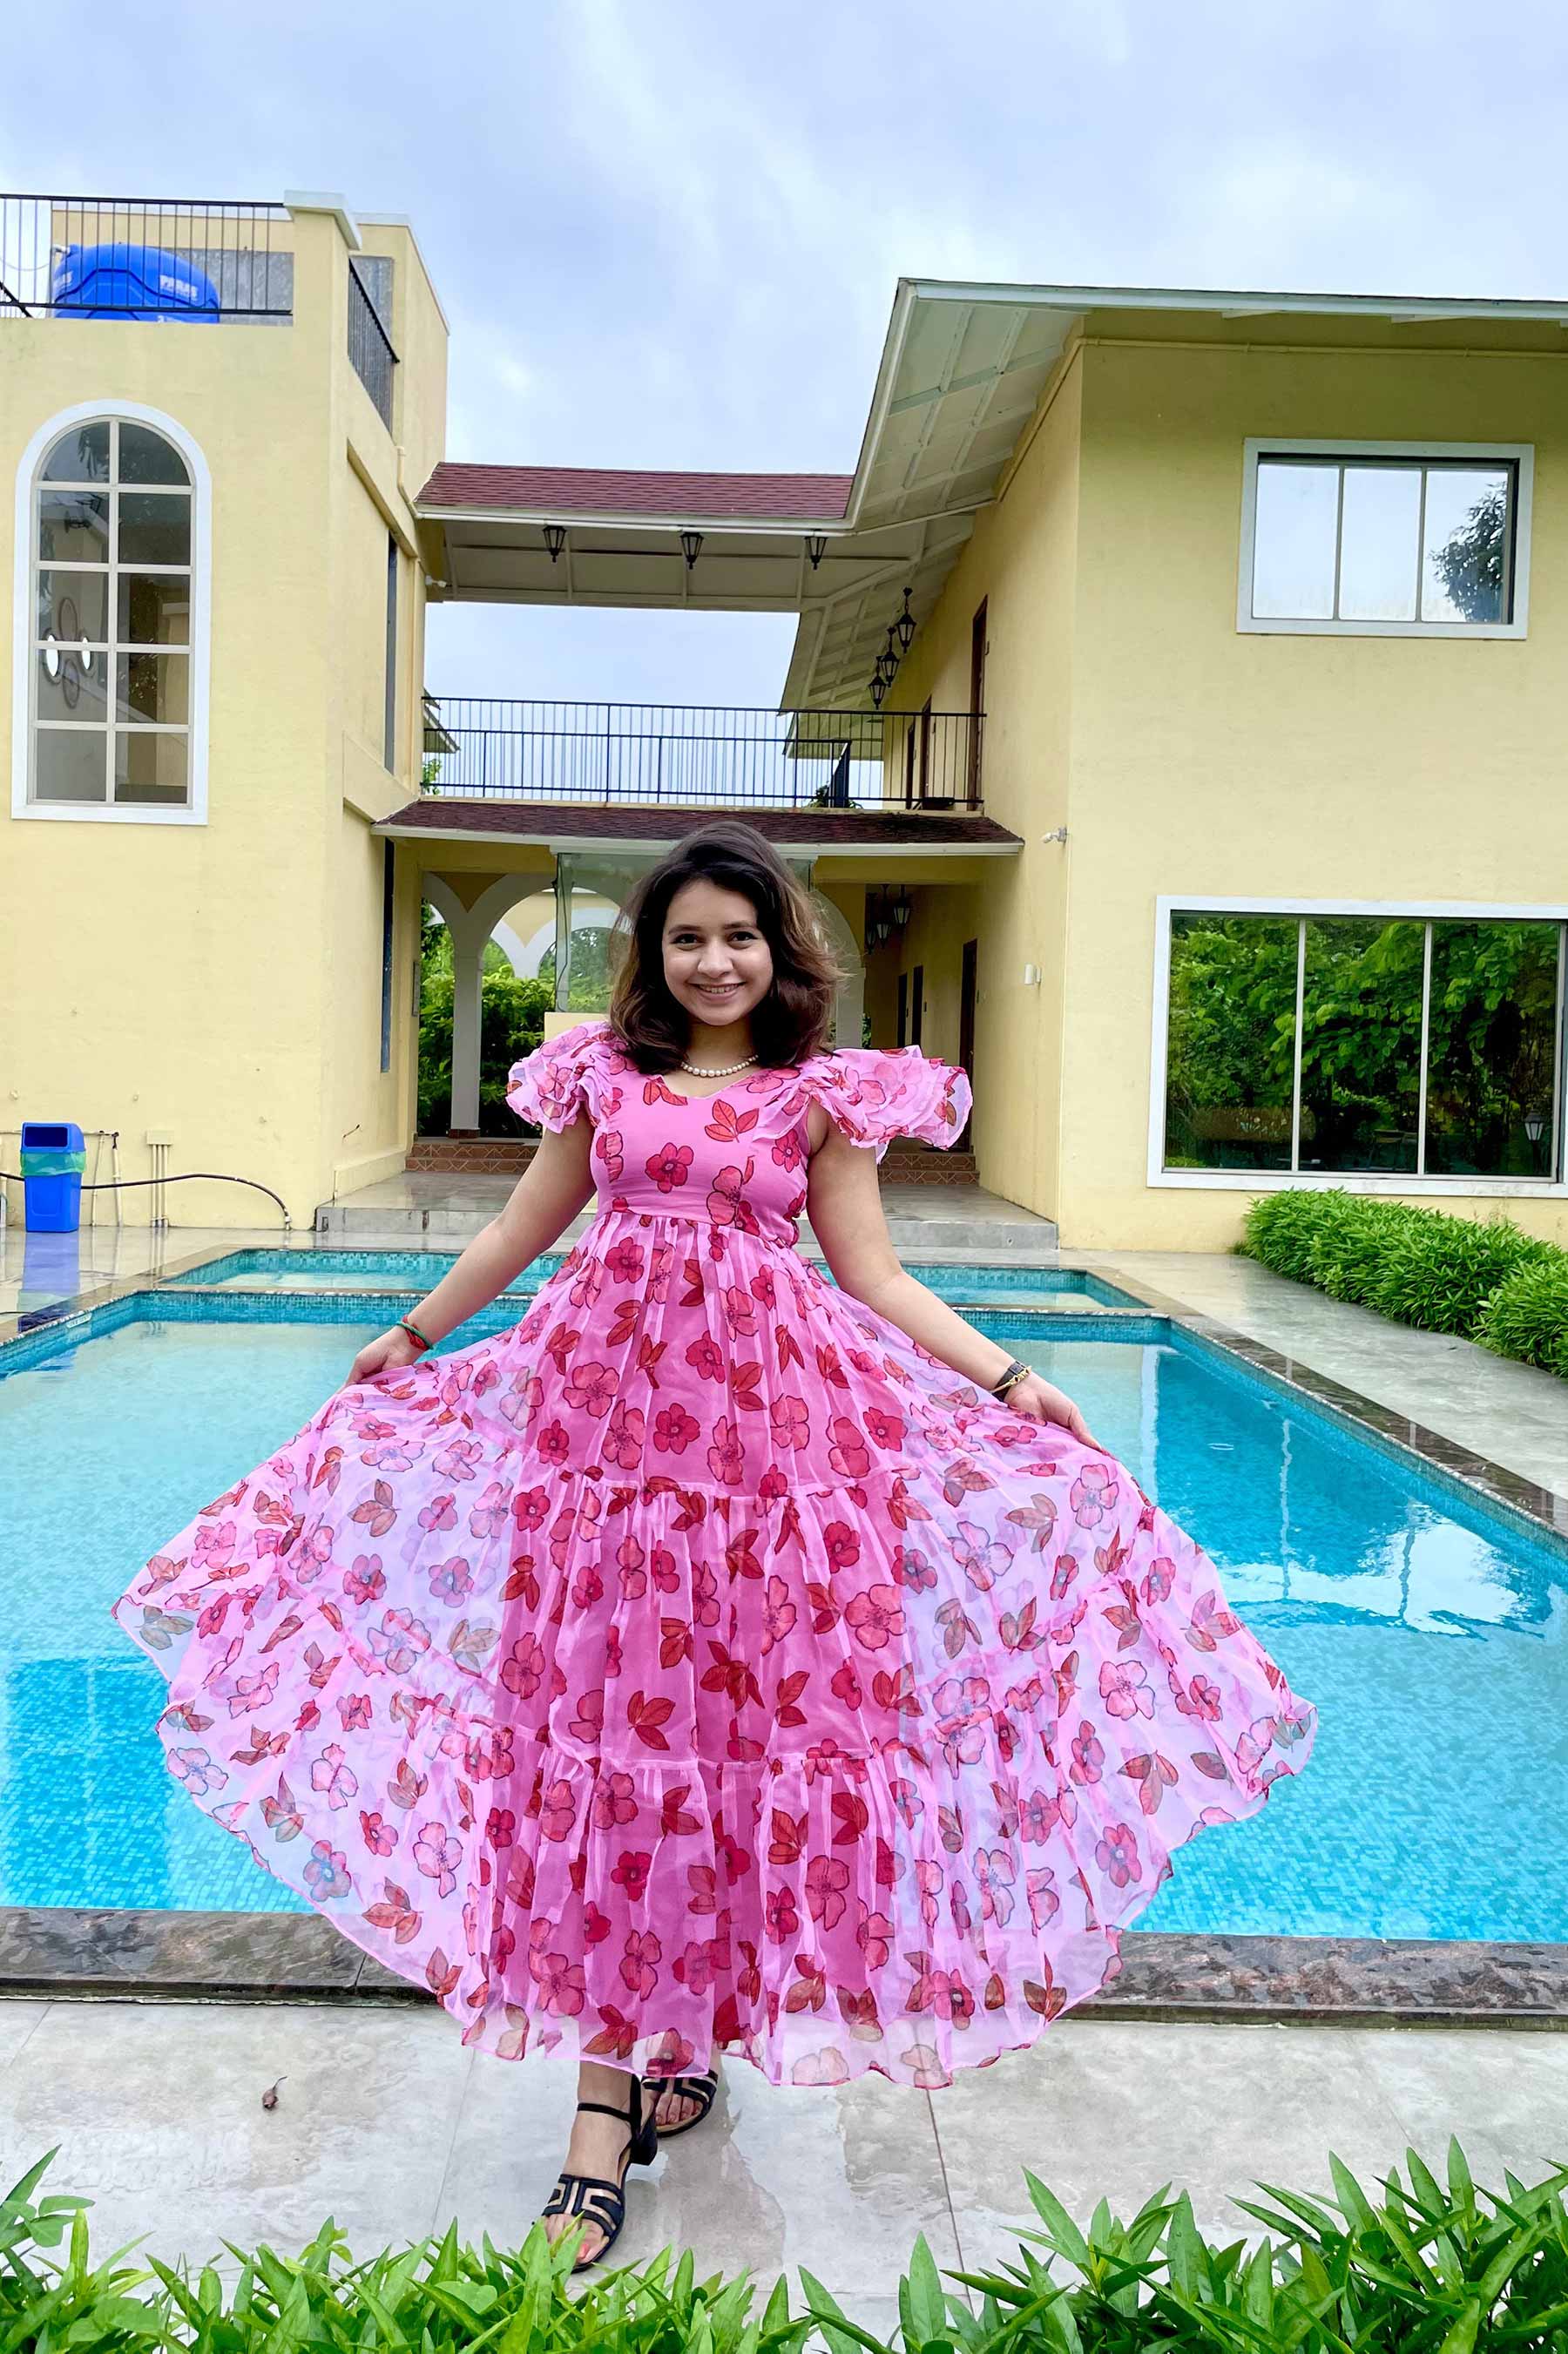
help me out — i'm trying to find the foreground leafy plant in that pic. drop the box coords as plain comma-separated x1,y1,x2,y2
6,2141,1568,2354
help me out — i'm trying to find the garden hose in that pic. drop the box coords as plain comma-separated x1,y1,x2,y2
0,1170,292,1228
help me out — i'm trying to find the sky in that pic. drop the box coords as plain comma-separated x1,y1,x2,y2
7,0,1566,706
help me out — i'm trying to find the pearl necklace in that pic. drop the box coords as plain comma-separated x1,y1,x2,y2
678,1052,759,1077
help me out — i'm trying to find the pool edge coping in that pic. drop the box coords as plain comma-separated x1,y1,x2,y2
1,1914,1565,2030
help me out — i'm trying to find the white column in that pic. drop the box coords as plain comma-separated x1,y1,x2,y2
449,917,485,1131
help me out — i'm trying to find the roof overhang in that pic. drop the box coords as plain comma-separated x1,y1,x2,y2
417,277,1568,710
375,797,1023,861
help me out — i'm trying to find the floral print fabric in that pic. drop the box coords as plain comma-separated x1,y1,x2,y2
112,1020,1315,2088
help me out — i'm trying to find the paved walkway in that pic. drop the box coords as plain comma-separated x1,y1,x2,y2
3,1998,1565,2303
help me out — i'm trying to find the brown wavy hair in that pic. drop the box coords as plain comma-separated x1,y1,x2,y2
607,820,846,1072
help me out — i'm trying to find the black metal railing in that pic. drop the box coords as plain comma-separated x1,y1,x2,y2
420,700,984,811
0,194,292,320
348,259,397,426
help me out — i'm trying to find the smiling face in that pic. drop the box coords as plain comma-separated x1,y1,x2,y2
660,877,775,1038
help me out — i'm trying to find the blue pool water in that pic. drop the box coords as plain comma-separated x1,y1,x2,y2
1,1301,1563,1939
165,1248,1139,1311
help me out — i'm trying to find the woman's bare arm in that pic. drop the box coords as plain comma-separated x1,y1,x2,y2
803,1115,1101,1444
346,1118,595,1381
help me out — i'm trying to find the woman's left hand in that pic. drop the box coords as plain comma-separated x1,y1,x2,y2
1001,1371,1103,1451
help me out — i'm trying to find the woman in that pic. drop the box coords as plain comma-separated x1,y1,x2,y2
112,819,1315,2269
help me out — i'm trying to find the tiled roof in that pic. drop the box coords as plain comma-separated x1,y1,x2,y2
381,799,1020,849
417,463,854,522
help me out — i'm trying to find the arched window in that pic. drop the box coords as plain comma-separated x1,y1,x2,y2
17,407,207,821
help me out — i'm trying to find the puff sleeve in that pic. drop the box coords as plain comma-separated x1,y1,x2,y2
504,1018,617,1133
798,1045,971,1162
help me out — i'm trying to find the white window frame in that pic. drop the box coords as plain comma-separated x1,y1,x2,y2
12,398,212,826
1237,439,1533,640
1148,896,1568,1198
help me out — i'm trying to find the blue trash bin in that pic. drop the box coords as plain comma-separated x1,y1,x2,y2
51,242,220,322
20,1122,86,1232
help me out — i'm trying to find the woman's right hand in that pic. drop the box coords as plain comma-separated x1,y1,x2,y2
346,1326,428,1386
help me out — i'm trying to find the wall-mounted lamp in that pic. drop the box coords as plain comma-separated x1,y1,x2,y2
804,532,828,570
1041,827,1069,844
543,524,567,563
894,585,916,654
679,530,704,571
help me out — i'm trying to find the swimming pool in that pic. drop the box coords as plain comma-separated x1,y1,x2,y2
2,1296,1563,1941
162,1248,1139,1310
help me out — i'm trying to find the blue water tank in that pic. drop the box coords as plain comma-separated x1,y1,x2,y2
20,1121,86,1232
51,242,220,321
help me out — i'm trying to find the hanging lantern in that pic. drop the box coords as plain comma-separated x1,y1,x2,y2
804,532,828,569
543,524,567,563
876,626,899,686
891,884,912,930
679,530,704,571
870,673,887,708
894,585,916,653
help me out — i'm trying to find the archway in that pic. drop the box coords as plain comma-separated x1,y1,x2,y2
812,889,865,1049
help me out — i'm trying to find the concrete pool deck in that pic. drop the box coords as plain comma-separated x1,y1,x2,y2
3,1996,1566,2306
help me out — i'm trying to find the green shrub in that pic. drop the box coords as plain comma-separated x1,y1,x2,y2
8,2141,1568,2354
1475,1255,1568,1375
1369,1214,1551,1336
1240,1189,1361,1284
1240,1187,1568,1376
1307,1198,1424,1307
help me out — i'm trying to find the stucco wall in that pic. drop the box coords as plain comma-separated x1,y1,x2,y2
1,206,447,1228
888,358,1083,1216
1058,326,1568,1249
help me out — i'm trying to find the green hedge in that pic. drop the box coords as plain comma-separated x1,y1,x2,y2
1240,1192,1568,1377
8,2141,1568,2354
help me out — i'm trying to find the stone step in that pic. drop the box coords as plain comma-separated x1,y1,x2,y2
316,1175,1057,1257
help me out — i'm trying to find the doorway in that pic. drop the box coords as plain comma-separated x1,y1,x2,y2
957,937,977,1146
968,601,987,807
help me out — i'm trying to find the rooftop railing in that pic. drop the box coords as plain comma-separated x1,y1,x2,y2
420,699,984,812
0,194,293,321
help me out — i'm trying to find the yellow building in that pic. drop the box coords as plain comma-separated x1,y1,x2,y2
3,196,1565,1248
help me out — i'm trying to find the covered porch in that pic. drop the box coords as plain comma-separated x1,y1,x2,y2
375,778,1021,1188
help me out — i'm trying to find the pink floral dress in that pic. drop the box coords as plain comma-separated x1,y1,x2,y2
112,1021,1315,2089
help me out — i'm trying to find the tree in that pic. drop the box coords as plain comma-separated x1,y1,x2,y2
1165,913,1558,1174
1429,484,1508,622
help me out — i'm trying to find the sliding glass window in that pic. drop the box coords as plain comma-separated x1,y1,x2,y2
1162,913,1565,1181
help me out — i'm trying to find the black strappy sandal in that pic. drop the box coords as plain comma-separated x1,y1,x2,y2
541,2073,659,2271
649,2065,720,2139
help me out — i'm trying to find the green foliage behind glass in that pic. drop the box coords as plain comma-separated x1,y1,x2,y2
417,909,551,1136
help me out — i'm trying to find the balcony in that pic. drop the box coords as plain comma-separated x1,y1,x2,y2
0,193,293,321
420,697,984,813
